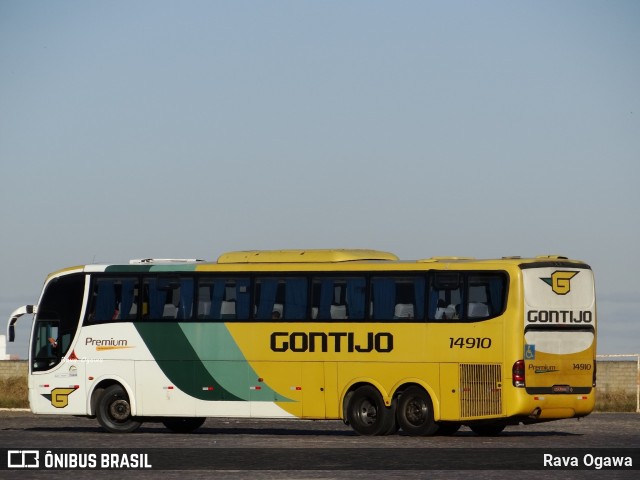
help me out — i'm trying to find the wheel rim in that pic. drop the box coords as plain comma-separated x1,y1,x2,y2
405,396,428,426
357,398,378,425
109,397,131,421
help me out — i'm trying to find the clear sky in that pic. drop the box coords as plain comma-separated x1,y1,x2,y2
1,0,638,357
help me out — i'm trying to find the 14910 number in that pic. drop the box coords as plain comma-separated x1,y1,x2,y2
573,363,592,371
449,337,492,349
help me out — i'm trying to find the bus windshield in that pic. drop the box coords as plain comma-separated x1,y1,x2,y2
31,273,85,372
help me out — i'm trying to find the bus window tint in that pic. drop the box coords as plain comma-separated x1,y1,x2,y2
254,277,308,320
197,278,250,320
311,277,366,320
32,321,59,370
428,273,463,320
427,272,507,321
370,277,425,320
143,277,194,320
88,277,138,323
467,274,506,319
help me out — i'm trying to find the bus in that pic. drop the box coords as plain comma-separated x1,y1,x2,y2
6,249,597,436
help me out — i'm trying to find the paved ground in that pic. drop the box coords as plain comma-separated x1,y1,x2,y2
0,411,638,479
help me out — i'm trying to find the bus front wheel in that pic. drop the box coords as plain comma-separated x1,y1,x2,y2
96,384,142,433
397,386,438,436
346,386,396,436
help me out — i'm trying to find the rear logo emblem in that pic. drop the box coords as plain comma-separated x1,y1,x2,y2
540,271,578,295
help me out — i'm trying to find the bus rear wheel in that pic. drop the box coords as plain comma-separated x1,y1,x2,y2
397,386,438,436
346,386,396,436
162,417,206,433
96,385,142,433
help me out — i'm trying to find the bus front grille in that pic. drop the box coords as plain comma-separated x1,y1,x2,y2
459,363,503,418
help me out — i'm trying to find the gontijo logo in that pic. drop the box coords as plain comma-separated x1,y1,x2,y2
41,387,78,408
540,271,578,295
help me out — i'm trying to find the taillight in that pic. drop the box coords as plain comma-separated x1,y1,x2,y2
512,359,525,387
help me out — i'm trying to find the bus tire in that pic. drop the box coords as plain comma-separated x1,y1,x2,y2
96,384,142,433
162,417,206,433
469,423,506,436
397,386,438,436
346,385,395,436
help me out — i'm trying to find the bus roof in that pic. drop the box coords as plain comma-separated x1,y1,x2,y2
216,249,400,264
56,250,590,276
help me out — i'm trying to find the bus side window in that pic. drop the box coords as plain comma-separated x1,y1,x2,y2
143,278,171,320
467,274,506,319
370,277,425,320
197,278,250,320
141,277,194,320
254,277,308,320
427,272,506,321
175,278,194,320
428,273,462,321
87,278,138,324
312,277,365,321
283,278,307,320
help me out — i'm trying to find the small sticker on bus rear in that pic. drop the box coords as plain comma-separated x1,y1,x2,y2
552,385,573,393
525,344,535,360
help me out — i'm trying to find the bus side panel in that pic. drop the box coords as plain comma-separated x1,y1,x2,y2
249,362,302,417
439,363,460,420
135,360,195,416
301,362,326,418
323,361,339,418
29,366,87,415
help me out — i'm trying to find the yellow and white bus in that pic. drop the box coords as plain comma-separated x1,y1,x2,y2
7,249,597,435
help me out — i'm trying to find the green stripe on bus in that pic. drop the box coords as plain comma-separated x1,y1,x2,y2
134,323,293,402
179,323,293,403
134,323,243,401
149,265,199,272
104,265,153,273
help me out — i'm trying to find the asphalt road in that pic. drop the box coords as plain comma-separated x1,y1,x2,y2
1,410,638,479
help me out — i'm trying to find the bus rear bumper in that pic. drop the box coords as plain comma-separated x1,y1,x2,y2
536,407,580,420
514,393,595,422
